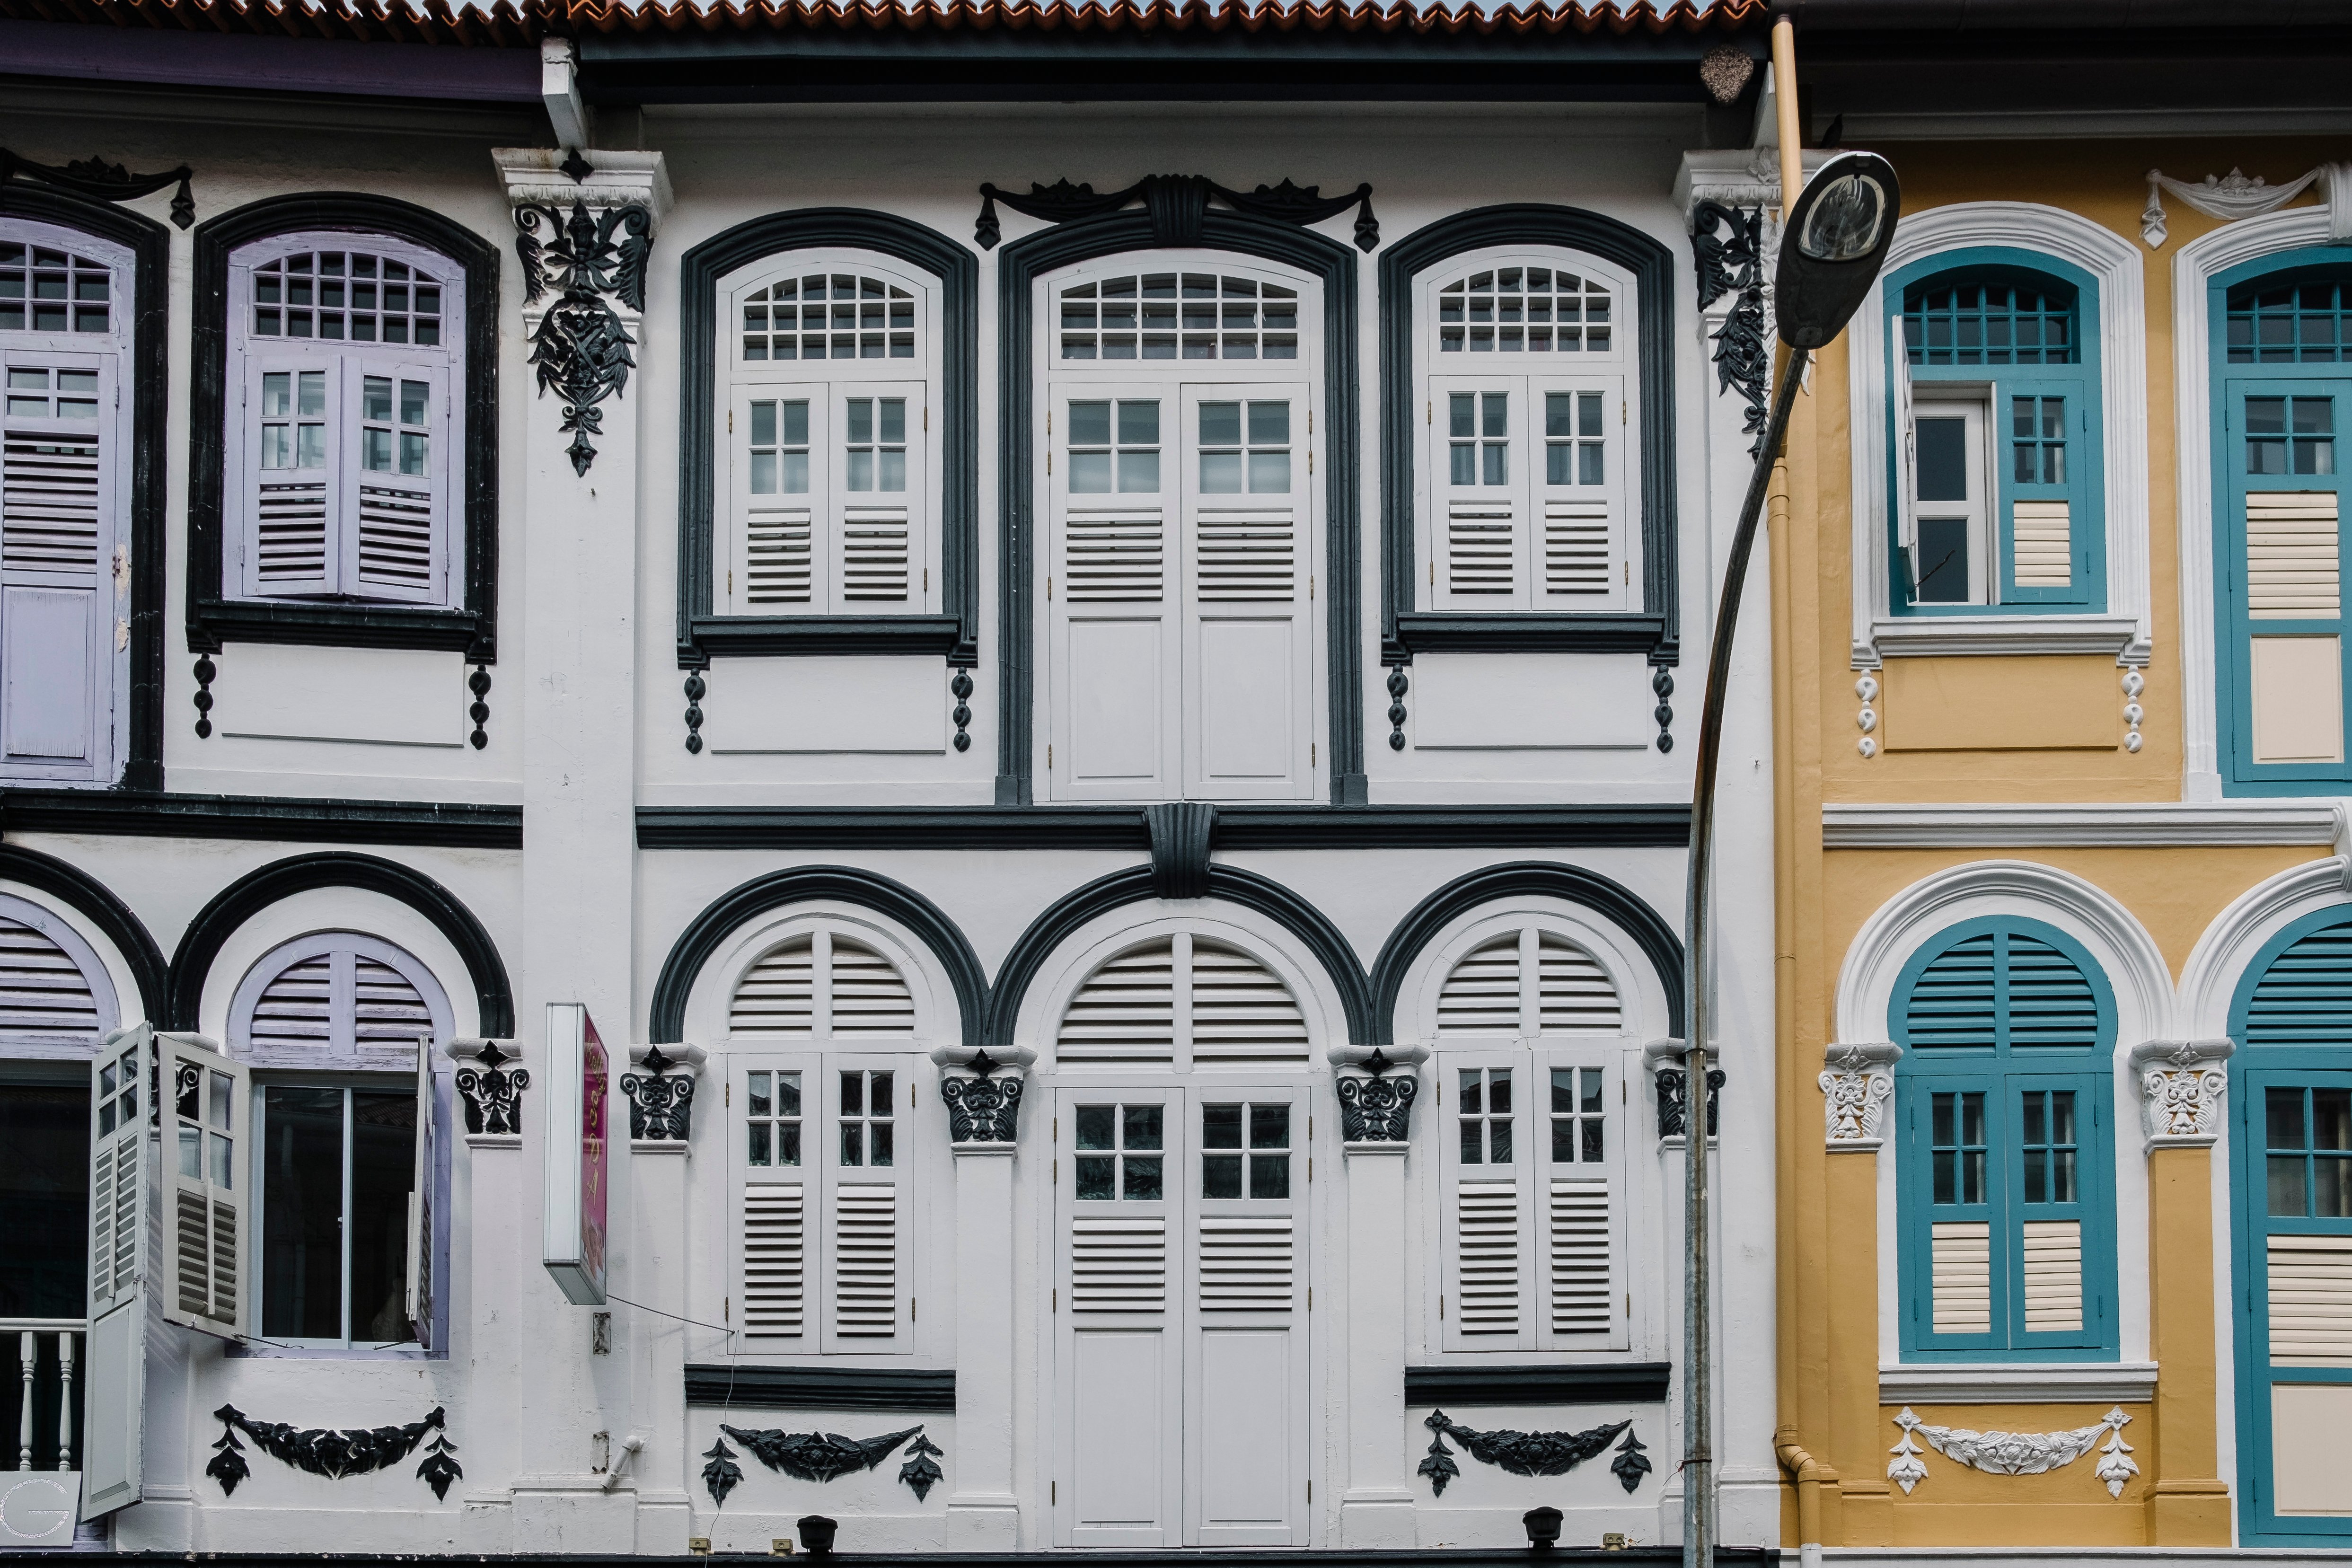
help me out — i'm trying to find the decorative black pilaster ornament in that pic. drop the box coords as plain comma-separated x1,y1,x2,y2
619,1043,697,1141
0,149,195,228
940,1049,1025,1143
205,1405,461,1500
977,174,1377,253
950,667,974,753
516,197,653,476
192,655,217,738
1690,199,1771,457
683,670,707,754
1385,665,1410,751
454,1040,529,1136
1655,1064,1726,1141
1335,1048,1420,1144
468,665,493,750
1418,1409,1647,1497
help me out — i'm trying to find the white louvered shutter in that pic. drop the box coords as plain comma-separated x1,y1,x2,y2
0,350,116,772
242,352,337,597
1930,1222,1993,1336
84,1024,150,1518
340,357,447,604
1051,387,1177,801
1539,933,1622,1033
731,385,820,613
1058,938,1178,1066
1532,375,1630,611
731,938,817,1036
823,1055,911,1353
1431,376,1524,609
405,1041,437,1349
1442,1053,1533,1351
157,1031,247,1340
244,943,433,1063
826,935,916,1039
0,912,102,1045
1891,317,1919,595
1538,1056,1625,1347
736,1058,808,1340
1187,939,1309,1067
2268,1234,2352,1366
833,384,923,608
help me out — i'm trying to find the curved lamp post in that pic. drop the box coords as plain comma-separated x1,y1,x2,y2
1682,150,1901,1568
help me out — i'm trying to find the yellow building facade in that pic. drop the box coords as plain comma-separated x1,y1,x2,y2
1770,112,2352,1555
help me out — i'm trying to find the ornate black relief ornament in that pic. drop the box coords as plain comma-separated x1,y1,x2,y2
1,148,195,229
899,1434,945,1501
976,174,1377,253
1651,666,1675,754
683,670,707,754
1417,1410,1647,1497
940,1056,1024,1144
1690,200,1771,458
1656,1065,1726,1141
206,1405,461,1501
1336,1049,1420,1144
516,197,653,476
719,1423,942,1499
1146,801,1216,900
468,666,493,750
702,1438,745,1508
950,668,974,753
1386,665,1409,751
454,1040,528,1136
620,1050,697,1141
192,655,217,738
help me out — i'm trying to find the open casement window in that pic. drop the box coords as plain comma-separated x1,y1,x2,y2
1054,933,1310,1072
725,927,921,1354
1893,267,2098,612
719,260,937,619
1894,918,2118,1359
1417,256,1638,617
159,1031,248,1339
225,237,461,608
2,224,132,784
84,1024,152,1516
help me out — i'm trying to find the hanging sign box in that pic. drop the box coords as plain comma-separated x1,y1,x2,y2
542,1002,610,1306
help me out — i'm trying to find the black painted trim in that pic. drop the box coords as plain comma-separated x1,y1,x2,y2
0,788,520,848
0,844,169,1023
634,803,1688,850
649,865,987,1046
1369,860,1685,1041
1379,205,1680,667
186,194,501,661
684,1365,955,1411
994,209,1364,806
983,864,1372,1046
1404,1362,1672,1406
675,210,978,670
1,187,171,791
167,852,513,1035
81,1549,1770,1567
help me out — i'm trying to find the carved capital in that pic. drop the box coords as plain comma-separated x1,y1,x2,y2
930,1044,1035,1146
1644,1038,1723,1144
1329,1043,1429,1147
2127,1038,2235,1147
1820,1041,1903,1149
444,1038,528,1137
621,1040,706,1144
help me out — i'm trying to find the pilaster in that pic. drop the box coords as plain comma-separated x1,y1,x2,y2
1328,1044,1425,1548
930,1045,1031,1548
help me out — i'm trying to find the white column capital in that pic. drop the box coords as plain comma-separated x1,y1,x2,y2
2128,1038,2235,1147
490,148,672,229
1819,1040,1902,1150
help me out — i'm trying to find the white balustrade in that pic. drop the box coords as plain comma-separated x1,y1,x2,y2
3,1321,83,1472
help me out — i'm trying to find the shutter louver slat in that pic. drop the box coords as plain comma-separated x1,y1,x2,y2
1538,934,1621,1033
832,1183,898,1338
354,481,435,595
1437,936,1520,1037
2003,934,2102,1049
2,425,102,577
1455,1179,1521,1335
2246,492,2341,619
254,479,331,587
2020,1219,2083,1333
2268,1234,2352,1367
840,503,910,602
1541,497,1612,600
1198,1217,1293,1313
1072,1215,1167,1313
742,1184,806,1338
1194,506,1295,602
0,916,100,1043
351,955,433,1046
1447,497,1516,598
1065,505,1165,601
1903,933,1999,1048
744,504,814,605
248,953,335,1050
827,939,915,1039
1548,1177,1612,1334
1930,1221,1992,1335
2010,500,2073,590
1058,941,1177,1065
2243,925,2352,1047
1188,942,1309,1066
730,941,817,1036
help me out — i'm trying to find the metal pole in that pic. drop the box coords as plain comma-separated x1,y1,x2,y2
1683,349,1809,1568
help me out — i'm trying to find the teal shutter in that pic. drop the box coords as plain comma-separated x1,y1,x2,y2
1998,375,2093,607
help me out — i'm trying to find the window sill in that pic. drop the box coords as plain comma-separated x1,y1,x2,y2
1863,613,2141,663
227,1342,432,1361
1878,1361,2156,1404
190,598,491,659
684,614,966,665
1389,611,1669,660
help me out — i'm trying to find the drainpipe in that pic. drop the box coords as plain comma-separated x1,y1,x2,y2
1773,1426,1836,1568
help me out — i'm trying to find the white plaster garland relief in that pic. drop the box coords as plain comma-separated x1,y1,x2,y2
2128,1038,2234,1146
2122,667,2145,755
1819,1042,1900,1147
1855,673,1879,758
1888,1405,2139,1498
2140,164,2352,251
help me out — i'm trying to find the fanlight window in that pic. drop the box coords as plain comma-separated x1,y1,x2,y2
229,934,449,1069
1437,267,1612,356
1435,928,1622,1038
1902,276,2076,368
250,249,444,346
1058,273,1300,362
729,931,917,1040
0,241,112,335
1057,934,1309,1067
0,907,111,1047
2228,271,2352,366
741,273,916,363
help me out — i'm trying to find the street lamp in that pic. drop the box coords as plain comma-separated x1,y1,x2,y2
1681,149,1900,1568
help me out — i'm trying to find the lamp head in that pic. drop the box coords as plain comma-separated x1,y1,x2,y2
1523,1505,1563,1550
1774,150,1903,350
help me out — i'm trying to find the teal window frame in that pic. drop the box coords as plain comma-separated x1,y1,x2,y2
2226,905,2352,1546
2211,247,2352,796
1893,915,2120,1362
1885,248,2106,617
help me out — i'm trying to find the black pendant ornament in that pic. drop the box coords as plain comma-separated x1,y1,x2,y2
206,1404,461,1500
702,1438,745,1509
1417,1409,1648,1497
977,173,1376,253
712,1423,944,1505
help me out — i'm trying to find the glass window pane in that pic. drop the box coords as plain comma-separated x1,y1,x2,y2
1489,1115,1514,1165
1118,400,1159,445
841,1071,864,1117
1202,1152,1242,1198
1488,1070,1512,1115
1251,1104,1290,1149
262,1086,344,1341
748,1121,771,1166
1251,1153,1290,1198
1124,1104,1163,1151
1199,401,1241,445
1203,1103,1242,1149
1123,1155,1163,1201
2268,1086,2307,1151
1200,451,1243,493
1075,1154,1115,1199
1117,451,1159,493
1069,400,1111,445
1075,1105,1115,1150
1916,417,1968,502
351,1088,416,1344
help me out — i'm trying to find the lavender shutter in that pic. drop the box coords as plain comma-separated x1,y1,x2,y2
341,356,447,604
0,350,117,773
241,350,338,597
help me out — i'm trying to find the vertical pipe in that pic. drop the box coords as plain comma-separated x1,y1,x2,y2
57,1332,75,1473
16,1330,31,1470
1773,16,1803,219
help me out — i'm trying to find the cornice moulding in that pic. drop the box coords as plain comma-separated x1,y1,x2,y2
1862,614,2144,664
1823,802,2341,849
1671,147,1831,225
491,147,673,225
1878,1362,2160,1405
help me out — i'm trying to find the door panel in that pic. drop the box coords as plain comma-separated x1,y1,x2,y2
1066,618,1167,790
1070,1330,1170,1538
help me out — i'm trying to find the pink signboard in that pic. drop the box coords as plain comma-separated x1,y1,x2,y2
579,1011,609,1291
542,1003,610,1305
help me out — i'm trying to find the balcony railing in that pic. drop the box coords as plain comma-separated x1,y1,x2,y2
4,1320,85,1473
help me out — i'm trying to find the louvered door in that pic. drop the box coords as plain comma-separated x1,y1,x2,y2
1057,1087,1181,1546
242,354,337,596
1187,1088,1306,1545
731,385,821,612
157,1031,247,1339
734,1056,809,1342
1539,1056,1625,1348
1050,386,1177,799
823,1055,911,1352
2241,1070,2352,1524
84,1025,150,1518
833,384,923,609
1430,376,1524,608
1439,1051,1533,1351
1,350,119,775
340,357,447,604
2229,379,2351,775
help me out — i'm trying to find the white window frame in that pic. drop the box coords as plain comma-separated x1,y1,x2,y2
1412,244,1641,616
715,247,942,619
1846,204,2148,667
222,229,466,609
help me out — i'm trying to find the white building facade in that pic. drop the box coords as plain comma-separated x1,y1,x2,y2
0,3,1785,1560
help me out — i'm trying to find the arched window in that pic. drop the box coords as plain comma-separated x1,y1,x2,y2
0,893,119,1052
1893,916,2118,1360
1055,934,1309,1068
1890,260,2100,611
724,923,924,1355
229,932,451,1350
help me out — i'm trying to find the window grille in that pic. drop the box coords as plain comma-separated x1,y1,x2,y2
1058,273,1299,362
1903,277,2077,367
741,273,916,363
0,241,112,335
1437,266,1612,355
2228,272,2352,365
